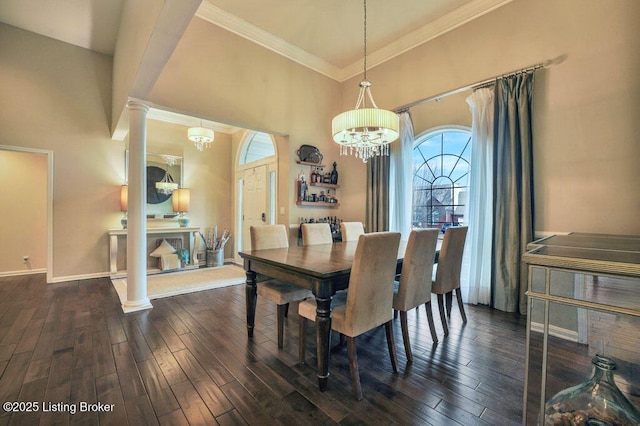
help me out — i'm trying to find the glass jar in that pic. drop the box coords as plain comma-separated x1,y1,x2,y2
543,355,640,425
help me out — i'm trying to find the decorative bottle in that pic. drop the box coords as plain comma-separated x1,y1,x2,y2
297,169,306,201
330,162,338,184
543,354,640,425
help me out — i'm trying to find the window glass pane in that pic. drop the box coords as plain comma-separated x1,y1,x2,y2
269,171,276,224
240,132,276,165
412,128,471,231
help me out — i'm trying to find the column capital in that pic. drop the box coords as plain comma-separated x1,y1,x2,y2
126,99,150,113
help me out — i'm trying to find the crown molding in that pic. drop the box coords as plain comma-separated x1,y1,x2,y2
196,0,513,82
339,0,515,81
196,3,341,81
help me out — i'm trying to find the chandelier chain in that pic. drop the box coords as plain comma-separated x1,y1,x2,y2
363,0,367,80
330,0,399,163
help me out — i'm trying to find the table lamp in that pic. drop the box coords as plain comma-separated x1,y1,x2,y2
172,188,190,227
120,185,128,229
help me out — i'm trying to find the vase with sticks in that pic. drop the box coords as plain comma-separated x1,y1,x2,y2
201,226,231,267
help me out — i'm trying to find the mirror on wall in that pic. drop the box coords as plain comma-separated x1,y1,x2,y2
125,151,183,217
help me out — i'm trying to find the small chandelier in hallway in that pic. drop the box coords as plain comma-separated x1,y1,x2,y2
188,120,214,151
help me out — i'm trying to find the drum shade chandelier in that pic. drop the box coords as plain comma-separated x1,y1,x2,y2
332,0,399,163
188,120,214,151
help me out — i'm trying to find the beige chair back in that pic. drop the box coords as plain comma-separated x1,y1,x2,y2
340,222,365,242
394,229,440,311
301,223,333,246
342,232,401,337
432,226,468,294
250,224,289,250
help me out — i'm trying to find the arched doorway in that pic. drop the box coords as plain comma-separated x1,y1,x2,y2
233,131,278,263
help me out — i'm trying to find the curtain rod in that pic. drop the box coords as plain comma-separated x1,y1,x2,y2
393,59,553,113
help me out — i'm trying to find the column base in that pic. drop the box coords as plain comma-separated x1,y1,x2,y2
122,298,153,313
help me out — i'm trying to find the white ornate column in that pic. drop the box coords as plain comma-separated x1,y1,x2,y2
123,100,152,313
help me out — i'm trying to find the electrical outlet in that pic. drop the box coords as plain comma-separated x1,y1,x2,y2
23,256,29,263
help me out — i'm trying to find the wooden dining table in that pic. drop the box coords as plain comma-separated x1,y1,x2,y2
238,240,409,391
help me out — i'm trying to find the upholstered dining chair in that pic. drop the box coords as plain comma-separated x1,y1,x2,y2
339,221,365,242
250,224,313,348
301,223,333,245
393,228,440,360
431,226,468,336
298,231,402,400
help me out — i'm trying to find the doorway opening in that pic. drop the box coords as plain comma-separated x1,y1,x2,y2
234,131,278,264
0,145,53,282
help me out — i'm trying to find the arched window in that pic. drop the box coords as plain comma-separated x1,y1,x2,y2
412,127,471,231
239,131,276,165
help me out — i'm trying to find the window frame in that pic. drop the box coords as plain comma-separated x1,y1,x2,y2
411,125,471,231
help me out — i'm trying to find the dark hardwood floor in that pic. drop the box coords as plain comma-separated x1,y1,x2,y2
0,272,624,425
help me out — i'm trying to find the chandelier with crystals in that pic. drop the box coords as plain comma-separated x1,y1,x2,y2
188,120,214,151
331,0,399,163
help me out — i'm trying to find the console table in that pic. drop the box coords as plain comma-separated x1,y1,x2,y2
108,226,200,278
521,232,640,424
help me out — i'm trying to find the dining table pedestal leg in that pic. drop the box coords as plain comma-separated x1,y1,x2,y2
315,295,332,391
245,269,257,337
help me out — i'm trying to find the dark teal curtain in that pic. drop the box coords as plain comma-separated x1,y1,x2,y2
366,156,390,232
492,72,535,314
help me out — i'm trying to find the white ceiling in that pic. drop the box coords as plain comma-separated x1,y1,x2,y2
0,0,512,132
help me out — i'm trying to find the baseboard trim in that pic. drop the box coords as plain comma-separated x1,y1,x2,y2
530,321,579,342
48,271,110,284
0,268,47,278
3,264,242,285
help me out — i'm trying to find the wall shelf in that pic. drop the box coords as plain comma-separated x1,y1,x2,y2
310,182,339,189
296,160,324,167
296,201,340,208
296,158,340,208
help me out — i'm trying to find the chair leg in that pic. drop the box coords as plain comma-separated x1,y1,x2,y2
393,309,398,319
385,320,398,373
298,317,305,363
445,291,453,318
424,302,438,344
346,337,363,400
455,288,467,323
437,294,449,336
399,311,412,362
277,304,286,348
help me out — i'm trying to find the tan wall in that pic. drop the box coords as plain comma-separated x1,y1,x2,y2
339,0,640,234
0,150,48,273
0,23,119,280
0,23,234,280
148,17,347,227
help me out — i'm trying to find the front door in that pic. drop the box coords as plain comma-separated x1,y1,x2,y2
241,164,268,254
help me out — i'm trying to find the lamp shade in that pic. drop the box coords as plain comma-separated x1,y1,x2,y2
187,127,214,143
120,185,128,212
188,127,214,151
172,188,190,213
332,107,399,144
